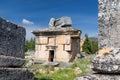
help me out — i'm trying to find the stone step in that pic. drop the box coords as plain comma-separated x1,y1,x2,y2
75,73,120,80
0,68,34,80
0,55,25,67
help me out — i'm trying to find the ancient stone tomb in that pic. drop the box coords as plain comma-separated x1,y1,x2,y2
32,17,81,62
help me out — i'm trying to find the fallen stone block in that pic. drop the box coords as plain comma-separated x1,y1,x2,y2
55,16,72,27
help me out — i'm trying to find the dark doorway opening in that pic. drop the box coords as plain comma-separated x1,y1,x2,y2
49,50,54,62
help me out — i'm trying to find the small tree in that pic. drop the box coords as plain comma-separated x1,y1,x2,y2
90,39,98,54
82,34,92,54
82,34,98,54
25,38,35,52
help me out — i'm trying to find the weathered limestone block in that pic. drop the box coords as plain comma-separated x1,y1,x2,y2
75,0,120,79
0,17,25,67
0,17,34,80
48,16,72,28
92,48,120,73
92,0,120,73
75,74,120,80
0,17,25,58
98,0,120,49
55,16,72,27
0,68,34,80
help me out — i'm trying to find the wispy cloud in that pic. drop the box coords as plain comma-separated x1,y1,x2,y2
22,19,34,25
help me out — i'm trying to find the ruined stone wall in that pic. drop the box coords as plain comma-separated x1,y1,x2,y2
0,17,25,58
0,17,33,80
34,33,81,62
0,17,26,67
34,35,71,62
98,0,120,49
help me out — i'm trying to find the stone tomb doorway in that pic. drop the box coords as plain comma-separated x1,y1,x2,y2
48,50,54,62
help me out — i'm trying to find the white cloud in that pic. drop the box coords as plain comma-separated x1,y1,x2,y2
22,19,34,25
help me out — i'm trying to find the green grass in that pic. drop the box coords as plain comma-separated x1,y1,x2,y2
29,54,94,80
29,64,43,69
35,69,76,80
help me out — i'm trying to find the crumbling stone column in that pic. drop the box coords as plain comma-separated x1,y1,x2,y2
92,0,120,74
98,0,120,49
0,17,33,80
75,0,120,80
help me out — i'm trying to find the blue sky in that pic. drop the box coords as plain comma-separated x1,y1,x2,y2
0,0,98,39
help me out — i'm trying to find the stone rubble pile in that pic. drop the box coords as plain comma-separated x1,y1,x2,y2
0,17,33,80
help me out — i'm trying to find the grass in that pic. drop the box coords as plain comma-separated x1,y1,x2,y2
35,69,76,80
29,54,94,80
71,54,94,75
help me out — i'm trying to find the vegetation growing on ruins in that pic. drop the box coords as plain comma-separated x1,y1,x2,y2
28,55,93,80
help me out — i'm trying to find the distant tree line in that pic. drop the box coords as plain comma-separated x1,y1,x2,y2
82,34,98,54
25,38,35,52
